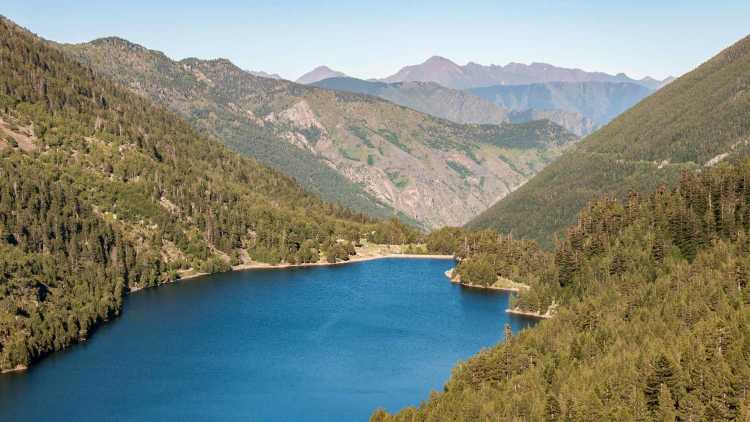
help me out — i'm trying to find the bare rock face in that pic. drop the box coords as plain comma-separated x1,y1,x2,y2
64,39,578,228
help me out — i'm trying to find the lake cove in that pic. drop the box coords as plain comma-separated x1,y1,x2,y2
0,258,537,421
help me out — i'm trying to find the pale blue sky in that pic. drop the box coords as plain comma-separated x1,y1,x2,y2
3,1,749,81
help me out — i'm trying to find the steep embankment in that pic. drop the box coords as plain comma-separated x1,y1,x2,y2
62,39,578,228
468,34,750,247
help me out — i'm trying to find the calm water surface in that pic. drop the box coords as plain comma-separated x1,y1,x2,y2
0,258,536,421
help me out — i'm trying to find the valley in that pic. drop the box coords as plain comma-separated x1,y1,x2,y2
62,38,578,227
1,4,749,422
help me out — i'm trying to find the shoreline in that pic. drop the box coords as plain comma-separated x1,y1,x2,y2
443,268,527,293
3,251,453,375
505,308,553,319
231,253,454,272
130,253,455,294
1,364,28,374
444,268,551,320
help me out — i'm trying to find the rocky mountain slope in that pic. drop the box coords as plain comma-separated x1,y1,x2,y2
296,65,347,84
382,55,672,90
61,39,579,228
469,81,653,129
468,33,750,247
312,77,592,136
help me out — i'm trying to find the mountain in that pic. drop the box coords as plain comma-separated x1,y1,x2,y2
467,34,750,247
312,76,513,124
61,39,579,228
0,17,420,371
469,81,653,129
295,65,347,84
382,55,672,90
312,76,593,136
247,69,282,80
61,39,407,223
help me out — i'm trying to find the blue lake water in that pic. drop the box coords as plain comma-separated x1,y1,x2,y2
0,258,536,421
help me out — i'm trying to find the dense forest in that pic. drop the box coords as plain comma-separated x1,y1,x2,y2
468,33,750,249
376,160,750,420
0,17,419,371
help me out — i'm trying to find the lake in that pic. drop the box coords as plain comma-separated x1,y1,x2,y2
0,258,537,421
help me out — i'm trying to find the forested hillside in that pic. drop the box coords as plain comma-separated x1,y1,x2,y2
312,77,592,136
468,34,750,247
61,39,578,228
0,17,415,371
377,159,750,421
469,80,652,130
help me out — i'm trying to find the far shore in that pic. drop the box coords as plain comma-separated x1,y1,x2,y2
129,252,455,294
231,253,455,273
505,308,553,319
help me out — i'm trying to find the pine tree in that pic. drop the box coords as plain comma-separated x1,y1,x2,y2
652,235,665,264
609,249,627,276
736,262,748,290
544,393,561,421
645,354,677,412
658,384,677,422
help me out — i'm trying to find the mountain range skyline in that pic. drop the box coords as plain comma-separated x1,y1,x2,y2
294,55,674,88
3,1,748,83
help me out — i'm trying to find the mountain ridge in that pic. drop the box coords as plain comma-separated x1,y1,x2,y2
62,38,579,228
382,55,673,90
469,80,653,129
467,33,750,247
312,76,594,136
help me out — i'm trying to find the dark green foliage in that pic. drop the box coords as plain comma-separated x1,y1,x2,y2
425,228,551,290
424,227,463,254
644,353,678,413
366,218,419,245
544,393,561,421
457,256,496,286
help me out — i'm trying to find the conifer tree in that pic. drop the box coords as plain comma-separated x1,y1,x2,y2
644,354,677,412
544,393,561,421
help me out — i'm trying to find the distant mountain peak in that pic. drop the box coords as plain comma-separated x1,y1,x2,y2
382,58,669,90
296,65,347,84
424,55,457,65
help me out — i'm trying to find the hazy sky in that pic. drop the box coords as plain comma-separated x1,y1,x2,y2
3,1,749,81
